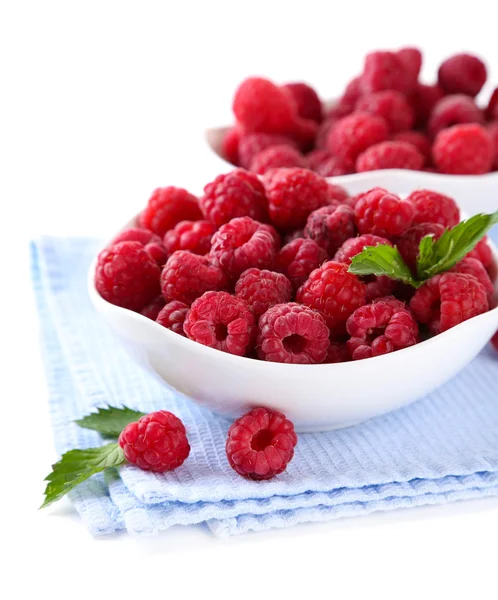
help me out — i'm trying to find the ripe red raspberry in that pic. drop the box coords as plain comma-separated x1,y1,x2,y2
433,124,494,175
428,95,484,138
326,100,355,120
491,331,498,353
410,272,489,334
334,234,393,264
221,126,241,165
156,300,189,336
139,187,202,237
452,257,494,303
362,50,417,95
275,238,328,290
327,184,350,206
340,75,364,109
296,261,367,330
327,112,389,162
315,117,338,150
306,149,330,171
257,303,330,364
200,169,268,227
140,296,165,320
235,268,292,317
467,237,494,272
118,410,190,472
238,133,297,169
95,241,161,311
372,295,407,311
226,407,297,480
392,131,431,164
396,223,445,272
249,145,305,175
355,188,414,237
346,302,419,360
163,220,216,256
111,227,167,266
410,83,445,128
161,251,228,304
397,47,422,82
408,190,460,229
356,141,424,172
438,53,487,97
486,88,498,121
487,122,498,169
184,291,255,356
304,204,356,256
356,91,415,133
283,82,323,123
325,341,350,363
264,168,329,230
305,149,354,177
209,217,279,281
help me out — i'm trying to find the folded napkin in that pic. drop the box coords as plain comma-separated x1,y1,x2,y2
31,233,498,537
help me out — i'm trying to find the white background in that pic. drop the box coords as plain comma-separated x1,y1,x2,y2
2,1,498,598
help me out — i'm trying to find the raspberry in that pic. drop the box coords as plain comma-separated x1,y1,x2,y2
362,50,417,95
356,141,424,172
466,237,494,271
200,169,268,227
486,88,498,121
209,216,279,281
304,204,356,256
327,112,389,162
221,126,241,165
306,149,330,171
397,47,422,82
140,296,165,320
355,188,414,237
334,234,393,264
161,251,228,304
433,124,494,175
408,190,460,229
184,291,255,356
396,223,445,272
305,150,353,177
491,331,498,353
487,122,498,169
410,272,489,334
372,295,407,311
275,238,328,290
326,101,355,120
327,184,350,206
296,261,366,330
225,407,297,480
315,117,338,150
250,145,305,175
111,227,167,266
356,91,415,133
156,300,189,335
392,131,431,164
264,168,329,230
325,341,350,363
257,303,330,364
452,257,494,303
283,82,323,123
235,268,292,318
438,53,487,97
340,75,364,109
163,220,216,256
428,95,484,138
410,83,445,128
238,133,297,169
346,302,419,360
95,241,161,311
118,411,190,472
139,187,202,237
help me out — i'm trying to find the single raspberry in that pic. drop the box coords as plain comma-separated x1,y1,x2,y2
410,272,489,334
392,131,431,164
249,145,306,175
235,268,292,318
410,83,445,128
118,410,190,472
184,291,255,356
438,53,487,97
396,223,445,272
238,133,297,169
346,301,418,360
140,296,166,320
433,124,494,175
296,261,367,330
156,300,189,335
111,227,167,266
275,238,328,290
408,190,460,228
305,149,353,176
428,95,484,138
355,188,414,237
397,47,422,82
325,341,350,363
304,204,356,256
340,75,364,109
327,184,350,206
487,122,498,169
315,117,338,150
95,241,161,311
283,82,323,123
326,101,355,120
257,303,330,364
209,217,279,281
452,257,494,303
491,331,498,352
466,237,494,271
327,112,389,162
356,141,424,172
161,251,228,304
200,169,268,227
226,407,297,480
221,126,241,165
163,220,216,256
264,168,329,230
362,50,417,95
306,149,330,171
139,187,202,237
486,88,498,121
356,91,415,133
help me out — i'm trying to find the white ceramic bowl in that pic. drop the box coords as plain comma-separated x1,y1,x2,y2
89,180,498,432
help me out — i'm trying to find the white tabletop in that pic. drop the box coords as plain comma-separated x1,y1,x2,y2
3,2,497,598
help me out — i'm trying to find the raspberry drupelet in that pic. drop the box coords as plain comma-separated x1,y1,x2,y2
163,220,216,256
235,268,292,318
304,204,356,256
139,187,202,237
156,301,189,336
354,187,414,237
275,238,328,291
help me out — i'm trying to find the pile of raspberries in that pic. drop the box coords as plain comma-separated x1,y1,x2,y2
95,169,497,364
220,49,498,176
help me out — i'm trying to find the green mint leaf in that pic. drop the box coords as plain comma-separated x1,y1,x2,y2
41,443,125,508
75,406,145,438
349,245,421,288
417,211,498,280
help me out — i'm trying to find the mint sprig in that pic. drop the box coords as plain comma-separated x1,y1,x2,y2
75,405,145,438
348,244,421,288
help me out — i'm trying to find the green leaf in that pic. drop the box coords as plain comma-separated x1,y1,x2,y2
41,443,125,508
349,245,421,288
417,211,498,280
75,406,145,438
